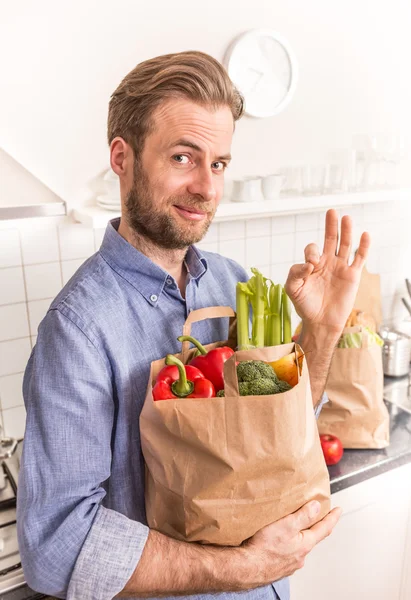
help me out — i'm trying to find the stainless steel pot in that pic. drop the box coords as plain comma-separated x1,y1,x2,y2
380,328,411,377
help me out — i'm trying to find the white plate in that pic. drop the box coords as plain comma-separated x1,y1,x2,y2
97,201,121,212
97,194,121,206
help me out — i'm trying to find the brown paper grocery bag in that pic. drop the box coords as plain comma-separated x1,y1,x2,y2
140,306,330,546
353,266,382,328
319,326,389,449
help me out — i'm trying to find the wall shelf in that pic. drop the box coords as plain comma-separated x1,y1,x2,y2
72,188,410,229
0,200,66,221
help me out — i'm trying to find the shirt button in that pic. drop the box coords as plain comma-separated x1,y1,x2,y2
166,278,173,286
150,294,158,302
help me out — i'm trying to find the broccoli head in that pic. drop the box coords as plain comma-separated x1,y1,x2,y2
245,377,281,395
216,361,289,397
236,360,279,383
277,380,292,393
239,381,251,396
216,382,250,397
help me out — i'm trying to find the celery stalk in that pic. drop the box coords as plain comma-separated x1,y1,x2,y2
250,268,265,348
272,284,283,346
236,282,253,350
282,288,292,344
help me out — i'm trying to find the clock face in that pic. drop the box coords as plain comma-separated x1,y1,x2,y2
225,29,298,118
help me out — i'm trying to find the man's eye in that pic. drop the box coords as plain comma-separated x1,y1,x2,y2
173,154,190,164
212,161,226,171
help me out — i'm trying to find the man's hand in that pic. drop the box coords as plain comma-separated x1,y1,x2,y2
285,209,371,335
240,501,342,588
119,501,341,597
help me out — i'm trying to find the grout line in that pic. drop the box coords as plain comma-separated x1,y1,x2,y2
56,222,65,287
15,230,33,352
2,404,25,412
0,371,24,379
0,336,31,345
0,335,32,344
0,369,29,378
6,259,63,268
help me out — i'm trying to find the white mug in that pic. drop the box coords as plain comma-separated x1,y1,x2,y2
231,177,264,203
262,174,286,201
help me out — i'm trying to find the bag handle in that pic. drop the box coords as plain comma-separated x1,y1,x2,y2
223,352,240,397
181,306,236,361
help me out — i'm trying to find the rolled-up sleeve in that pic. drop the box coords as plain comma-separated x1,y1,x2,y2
314,392,329,419
17,307,149,599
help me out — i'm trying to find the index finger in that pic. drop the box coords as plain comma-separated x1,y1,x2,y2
322,209,339,256
301,507,342,550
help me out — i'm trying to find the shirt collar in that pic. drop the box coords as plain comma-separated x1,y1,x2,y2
99,218,208,306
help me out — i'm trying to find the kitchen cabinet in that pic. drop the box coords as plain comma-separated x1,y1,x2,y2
290,462,411,600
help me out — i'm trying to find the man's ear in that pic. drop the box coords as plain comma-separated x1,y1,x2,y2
110,137,134,177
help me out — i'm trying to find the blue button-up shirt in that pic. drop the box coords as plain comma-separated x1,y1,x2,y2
17,218,291,600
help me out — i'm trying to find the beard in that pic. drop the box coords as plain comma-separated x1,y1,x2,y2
124,161,215,250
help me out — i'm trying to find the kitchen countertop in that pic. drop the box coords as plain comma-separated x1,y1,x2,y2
328,374,411,493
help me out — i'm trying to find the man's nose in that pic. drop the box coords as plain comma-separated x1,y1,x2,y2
187,167,217,203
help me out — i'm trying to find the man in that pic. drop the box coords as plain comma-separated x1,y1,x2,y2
17,51,370,600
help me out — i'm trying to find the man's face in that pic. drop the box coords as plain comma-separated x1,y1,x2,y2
124,99,234,249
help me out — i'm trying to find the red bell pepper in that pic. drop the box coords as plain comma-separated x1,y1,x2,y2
177,335,234,393
152,354,215,401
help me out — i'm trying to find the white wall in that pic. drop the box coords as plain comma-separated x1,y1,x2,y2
1,1,411,437
1,0,411,203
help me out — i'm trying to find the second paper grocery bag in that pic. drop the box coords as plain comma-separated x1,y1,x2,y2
140,306,330,547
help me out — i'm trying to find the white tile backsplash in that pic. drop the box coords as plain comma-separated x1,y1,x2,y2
20,223,59,265
2,405,26,439
271,233,295,264
0,267,26,305
272,215,295,234
0,373,24,410
0,304,30,342
196,241,219,254
0,338,31,377
62,259,86,285
202,223,219,244
219,220,245,241
271,262,293,284
94,228,106,251
219,238,246,264
0,229,21,268
0,199,409,435
294,230,319,262
24,262,62,301
246,236,271,269
296,212,319,232
246,218,271,237
28,299,51,336
58,224,95,260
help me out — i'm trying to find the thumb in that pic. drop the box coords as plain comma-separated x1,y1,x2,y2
286,262,314,295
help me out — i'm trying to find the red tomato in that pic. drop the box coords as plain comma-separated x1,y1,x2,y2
320,434,344,466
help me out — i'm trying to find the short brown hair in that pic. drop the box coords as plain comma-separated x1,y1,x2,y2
107,50,244,157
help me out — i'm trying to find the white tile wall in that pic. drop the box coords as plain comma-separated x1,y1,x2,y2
24,262,62,301
0,230,22,268
62,258,87,285
58,224,95,260
0,200,409,436
0,267,25,305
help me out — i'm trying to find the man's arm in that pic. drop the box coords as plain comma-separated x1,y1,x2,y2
118,501,341,598
17,308,148,600
285,210,370,408
298,323,339,408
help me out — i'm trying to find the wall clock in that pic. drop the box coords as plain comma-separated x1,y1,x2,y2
224,29,298,118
